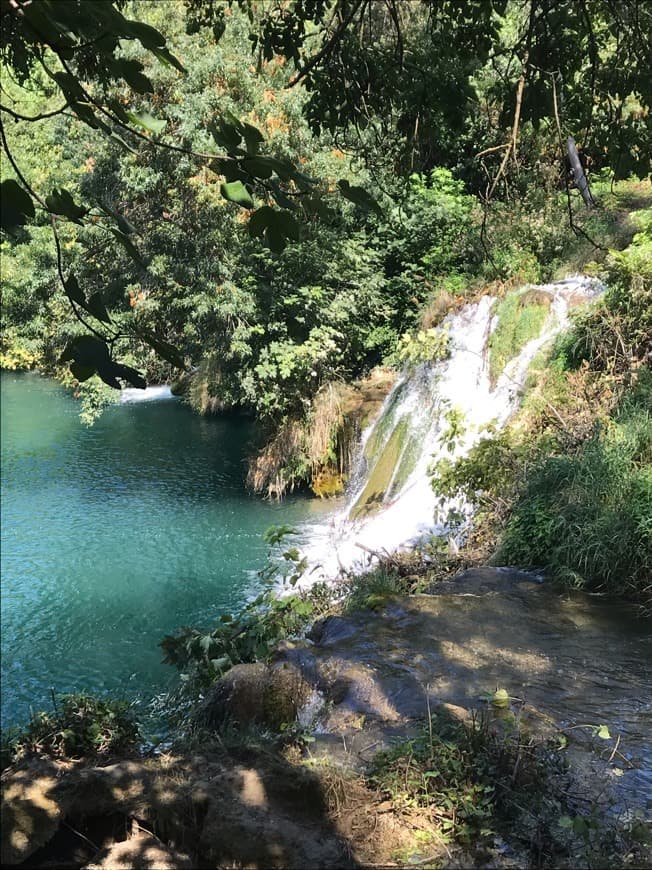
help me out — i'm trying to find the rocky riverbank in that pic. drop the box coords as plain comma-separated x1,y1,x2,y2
4,568,650,868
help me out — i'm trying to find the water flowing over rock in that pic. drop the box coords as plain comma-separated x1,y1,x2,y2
303,277,604,580
120,385,175,404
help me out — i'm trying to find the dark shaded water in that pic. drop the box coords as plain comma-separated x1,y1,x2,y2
0,373,332,729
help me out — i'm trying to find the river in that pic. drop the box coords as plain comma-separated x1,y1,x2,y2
0,372,333,729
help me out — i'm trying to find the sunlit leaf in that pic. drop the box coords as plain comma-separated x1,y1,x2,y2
220,180,254,209
125,110,166,135
490,688,510,708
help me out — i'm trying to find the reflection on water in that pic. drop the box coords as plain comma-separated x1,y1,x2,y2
0,372,332,728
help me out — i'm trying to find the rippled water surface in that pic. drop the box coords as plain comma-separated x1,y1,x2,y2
1,372,332,728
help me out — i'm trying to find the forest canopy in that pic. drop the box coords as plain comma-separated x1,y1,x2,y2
1,0,651,422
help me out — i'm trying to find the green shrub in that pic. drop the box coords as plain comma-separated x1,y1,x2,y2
557,217,652,375
161,529,334,688
160,587,318,688
1,692,139,768
498,398,652,606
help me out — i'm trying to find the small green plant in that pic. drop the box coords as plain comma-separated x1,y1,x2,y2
1,692,139,768
369,708,573,856
343,565,405,613
160,588,317,688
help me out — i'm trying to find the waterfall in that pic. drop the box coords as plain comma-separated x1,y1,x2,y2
302,276,603,581
120,385,176,403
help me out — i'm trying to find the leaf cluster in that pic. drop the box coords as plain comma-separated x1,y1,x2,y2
1,692,139,768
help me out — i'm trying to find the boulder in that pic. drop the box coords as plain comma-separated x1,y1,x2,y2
1,761,74,865
199,660,313,730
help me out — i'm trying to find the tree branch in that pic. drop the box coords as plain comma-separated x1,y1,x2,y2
0,117,48,208
0,102,70,122
286,0,366,88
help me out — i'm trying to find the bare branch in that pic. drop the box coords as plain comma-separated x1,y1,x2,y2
0,102,70,121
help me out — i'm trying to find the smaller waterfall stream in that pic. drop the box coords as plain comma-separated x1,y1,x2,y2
303,276,603,580
121,385,176,403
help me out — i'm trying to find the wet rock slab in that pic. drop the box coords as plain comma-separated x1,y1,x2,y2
276,568,651,805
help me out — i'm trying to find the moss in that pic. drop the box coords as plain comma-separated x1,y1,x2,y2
350,418,409,520
387,429,421,499
363,381,408,462
488,291,551,386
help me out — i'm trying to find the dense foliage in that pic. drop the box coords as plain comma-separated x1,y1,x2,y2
1,692,139,768
2,0,651,572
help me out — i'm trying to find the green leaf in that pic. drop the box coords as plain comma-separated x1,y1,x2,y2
150,46,186,74
248,205,276,238
491,688,510,708
137,329,185,368
1,179,35,232
338,179,382,215
110,228,145,265
69,101,111,131
124,19,167,48
209,158,249,183
60,336,111,368
596,725,611,740
210,120,242,152
85,293,111,324
107,99,131,124
242,122,265,155
210,656,231,672
109,59,153,94
115,214,137,235
52,71,85,101
125,110,166,135
270,186,297,211
63,273,85,305
264,222,287,254
220,180,254,209
276,210,300,242
45,188,86,222
242,157,275,180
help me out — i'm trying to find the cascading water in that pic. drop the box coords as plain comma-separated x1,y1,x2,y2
302,276,604,581
121,384,176,403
